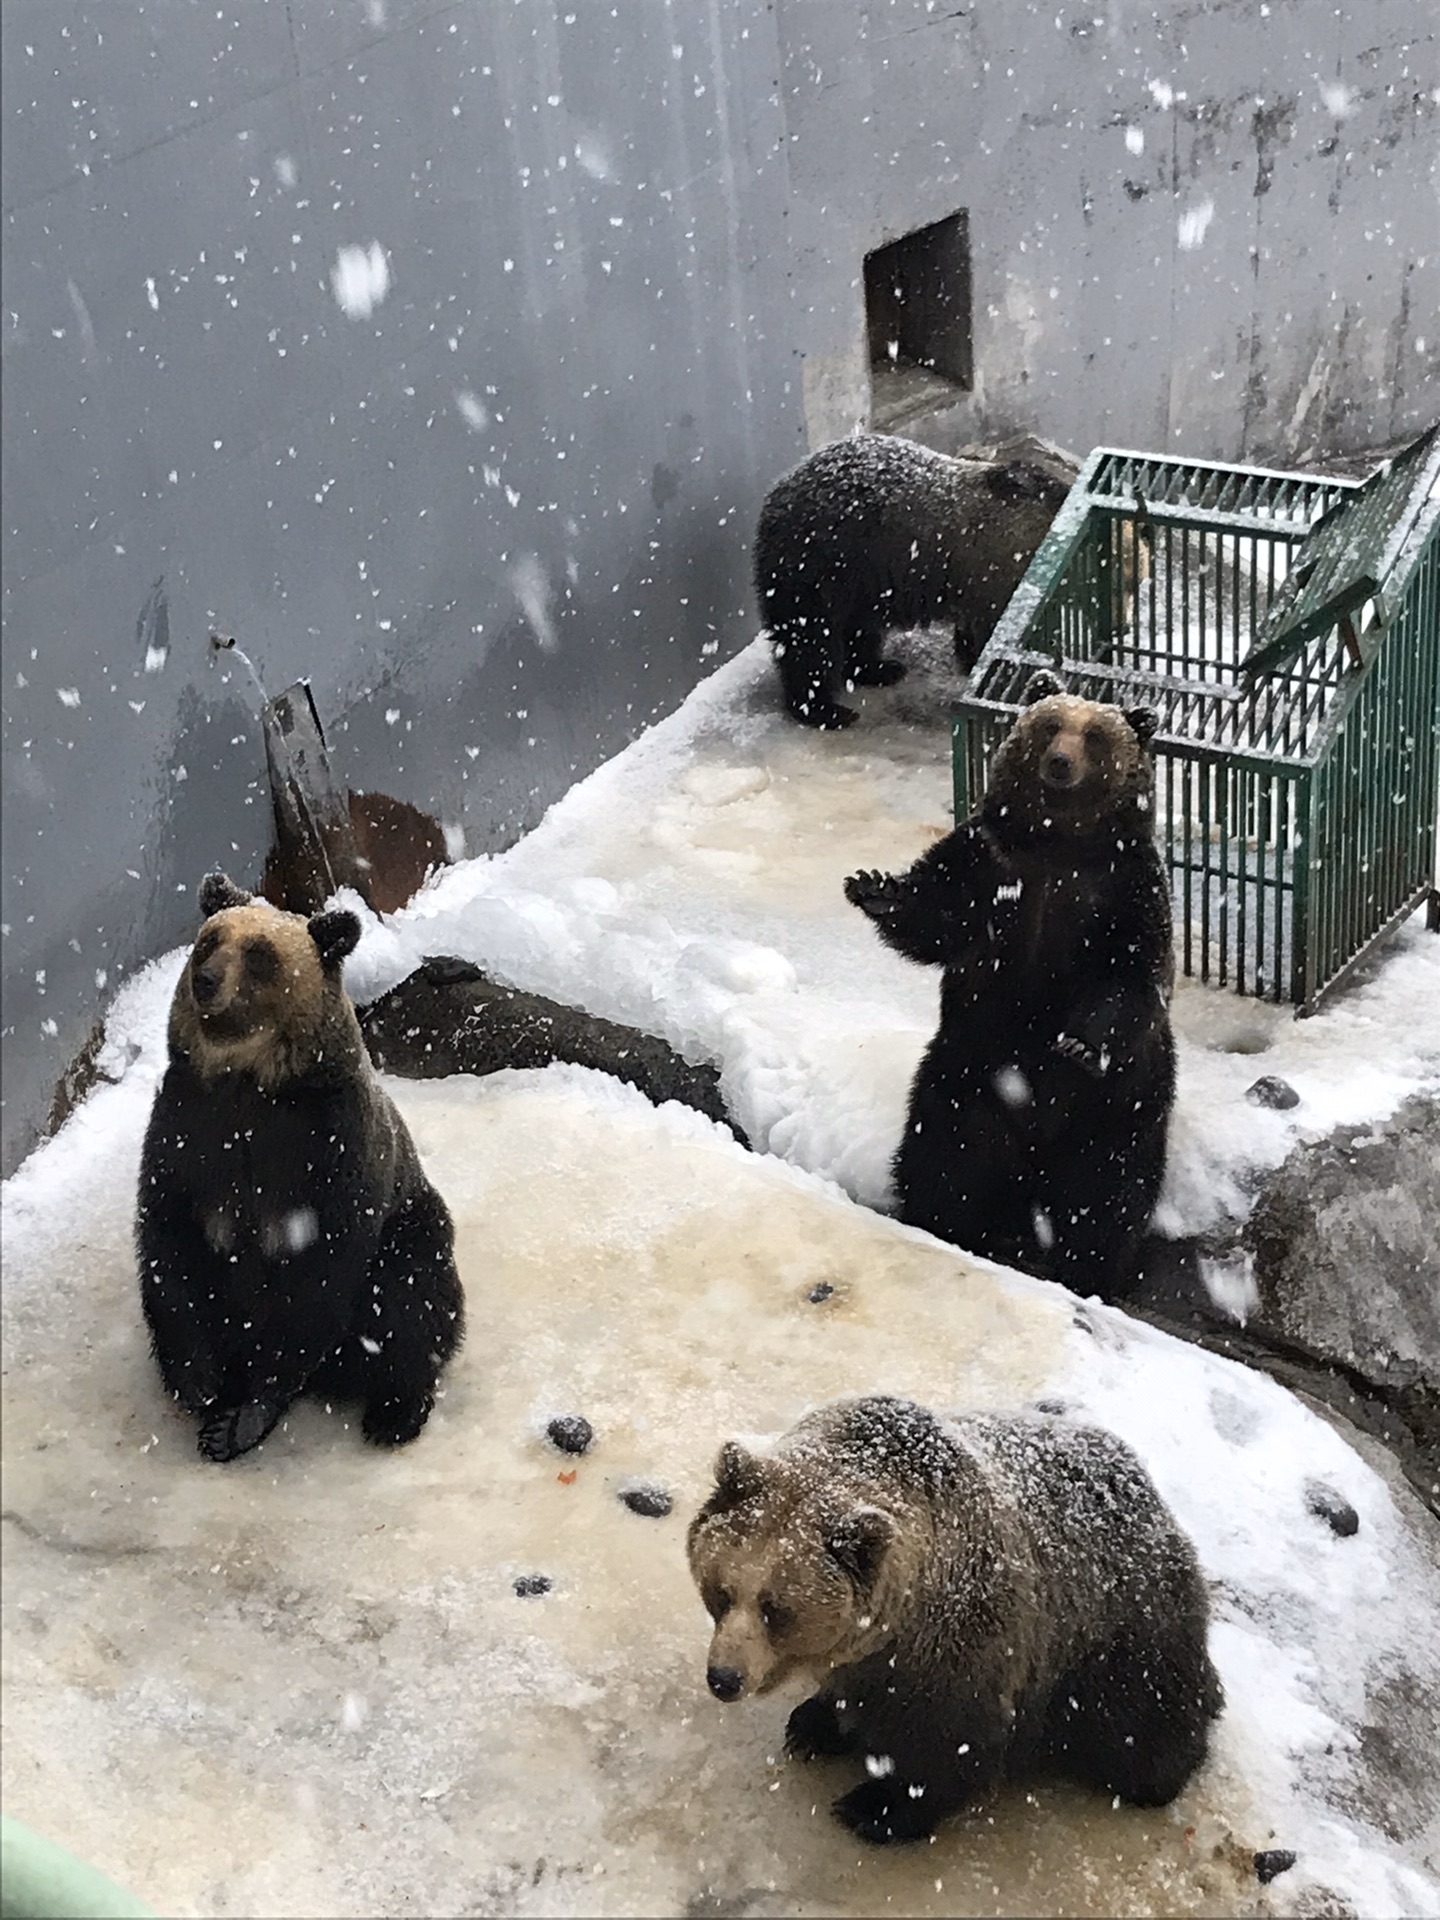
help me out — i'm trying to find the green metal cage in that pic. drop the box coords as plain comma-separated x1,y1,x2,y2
953,426,1440,1014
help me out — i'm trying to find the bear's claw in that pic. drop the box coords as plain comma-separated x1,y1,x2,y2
832,1777,937,1845
1053,1033,1107,1077
198,1398,281,1463
843,869,901,918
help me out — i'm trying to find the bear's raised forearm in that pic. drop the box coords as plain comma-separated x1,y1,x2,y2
845,824,1002,966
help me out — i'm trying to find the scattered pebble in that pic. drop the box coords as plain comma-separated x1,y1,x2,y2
513,1573,552,1598
1253,1849,1297,1884
1246,1074,1300,1111
546,1413,594,1455
1033,1397,1068,1415
808,1281,835,1303
1304,1479,1359,1538
619,1482,673,1519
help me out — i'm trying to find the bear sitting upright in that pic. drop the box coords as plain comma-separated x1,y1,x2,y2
688,1394,1223,1845
753,432,1072,729
136,871,464,1462
845,670,1174,1299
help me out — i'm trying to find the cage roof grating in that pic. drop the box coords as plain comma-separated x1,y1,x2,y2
970,434,1438,771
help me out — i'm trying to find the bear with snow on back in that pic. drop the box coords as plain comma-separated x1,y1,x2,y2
754,432,1072,729
135,871,464,1463
846,670,1175,1300
688,1394,1223,1845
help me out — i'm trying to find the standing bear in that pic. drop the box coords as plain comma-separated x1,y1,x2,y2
689,1394,1223,1845
136,871,465,1462
754,432,1071,728
846,671,1174,1299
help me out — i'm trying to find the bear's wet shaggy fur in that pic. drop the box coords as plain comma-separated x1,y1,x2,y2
754,432,1071,728
688,1394,1223,1844
846,671,1175,1299
135,872,464,1462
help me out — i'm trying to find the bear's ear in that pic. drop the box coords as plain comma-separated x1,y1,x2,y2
1123,705,1160,745
307,908,362,971
825,1505,895,1588
1022,669,1065,705
199,871,252,917
710,1440,766,1510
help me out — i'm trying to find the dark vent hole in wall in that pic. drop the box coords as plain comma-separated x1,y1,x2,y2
865,210,972,430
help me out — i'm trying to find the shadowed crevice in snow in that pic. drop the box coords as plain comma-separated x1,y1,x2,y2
358,953,744,1143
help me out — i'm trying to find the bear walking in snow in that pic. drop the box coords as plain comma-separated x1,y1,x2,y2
688,1394,1222,1845
754,432,1071,728
136,871,464,1462
846,671,1175,1299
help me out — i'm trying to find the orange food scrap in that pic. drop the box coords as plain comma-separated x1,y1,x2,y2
557,1468,578,1485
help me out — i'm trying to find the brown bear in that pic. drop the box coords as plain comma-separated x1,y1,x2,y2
845,670,1175,1300
688,1394,1222,1845
135,872,464,1462
753,432,1072,728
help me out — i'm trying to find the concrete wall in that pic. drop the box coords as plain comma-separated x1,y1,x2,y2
3,0,1436,1175
784,0,1440,459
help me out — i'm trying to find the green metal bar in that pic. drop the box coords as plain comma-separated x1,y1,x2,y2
1199,758,1213,980
1217,762,1231,989
1182,756,1196,980
0,1816,156,1920
1255,775,1271,995
1290,769,1313,1005
1275,774,1291,1003
1299,884,1436,1015
952,710,970,822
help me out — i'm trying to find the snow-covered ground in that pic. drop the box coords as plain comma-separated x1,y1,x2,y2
4,632,1438,1918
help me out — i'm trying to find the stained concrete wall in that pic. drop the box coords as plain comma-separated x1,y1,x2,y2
785,0,1440,458
3,0,1437,1176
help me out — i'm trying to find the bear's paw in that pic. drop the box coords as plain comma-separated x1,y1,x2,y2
785,1695,859,1761
362,1392,434,1448
843,868,904,919
198,1398,281,1463
832,1775,938,1845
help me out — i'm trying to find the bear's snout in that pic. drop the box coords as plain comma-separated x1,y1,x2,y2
1041,746,1082,789
191,964,223,1007
707,1663,745,1702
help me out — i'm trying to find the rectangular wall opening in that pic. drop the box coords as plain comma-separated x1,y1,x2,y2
864,210,972,429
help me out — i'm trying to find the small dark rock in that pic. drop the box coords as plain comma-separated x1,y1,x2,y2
808,1281,835,1303
546,1413,595,1456
1033,1397,1068,1415
1304,1478,1360,1537
513,1573,552,1598
1246,1075,1300,1111
620,1482,674,1519
1253,1849,1297,1885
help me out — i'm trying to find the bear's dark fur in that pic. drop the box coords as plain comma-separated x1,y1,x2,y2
135,872,464,1462
688,1394,1223,1844
754,432,1071,728
846,671,1175,1299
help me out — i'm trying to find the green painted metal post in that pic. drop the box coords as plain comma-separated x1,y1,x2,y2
1,1816,157,1920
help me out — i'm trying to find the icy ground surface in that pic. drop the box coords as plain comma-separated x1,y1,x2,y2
4,634,1439,1918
